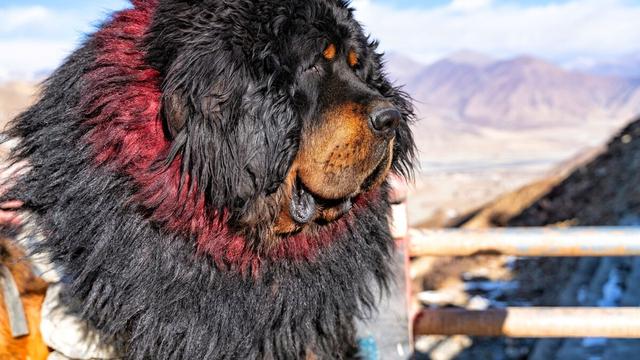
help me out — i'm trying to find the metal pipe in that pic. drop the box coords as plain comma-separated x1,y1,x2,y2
410,227,640,257
414,308,640,338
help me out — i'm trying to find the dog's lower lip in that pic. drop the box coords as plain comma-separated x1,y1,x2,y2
290,177,355,225
297,177,353,203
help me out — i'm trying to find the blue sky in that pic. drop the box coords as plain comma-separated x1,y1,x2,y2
1,0,640,79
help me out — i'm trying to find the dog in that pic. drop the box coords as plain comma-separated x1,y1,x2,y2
1,0,415,358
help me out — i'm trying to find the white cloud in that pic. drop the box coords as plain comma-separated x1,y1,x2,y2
0,4,122,80
0,5,95,39
0,39,76,81
0,6,51,33
352,0,640,66
450,0,493,12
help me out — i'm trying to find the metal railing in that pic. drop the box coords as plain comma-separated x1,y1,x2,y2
408,227,640,338
415,307,640,338
410,227,640,257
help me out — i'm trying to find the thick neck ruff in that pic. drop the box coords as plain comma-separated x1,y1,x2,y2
5,0,395,358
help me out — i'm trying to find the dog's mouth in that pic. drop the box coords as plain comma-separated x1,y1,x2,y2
282,150,391,234
289,176,354,225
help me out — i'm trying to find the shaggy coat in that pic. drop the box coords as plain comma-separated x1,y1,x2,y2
2,0,415,358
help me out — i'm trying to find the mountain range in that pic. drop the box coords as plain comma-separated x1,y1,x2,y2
385,51,640,164
389,51,640,129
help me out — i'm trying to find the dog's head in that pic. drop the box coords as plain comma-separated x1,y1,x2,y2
144,0,415,250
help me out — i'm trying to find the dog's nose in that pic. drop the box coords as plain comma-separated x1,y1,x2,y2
370,108,401,134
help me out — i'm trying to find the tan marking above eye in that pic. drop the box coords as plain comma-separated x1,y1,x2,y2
347,49,359,67
323,44,337,61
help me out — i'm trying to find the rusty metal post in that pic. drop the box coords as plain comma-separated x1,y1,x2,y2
414,308,640,338
410,227,640,257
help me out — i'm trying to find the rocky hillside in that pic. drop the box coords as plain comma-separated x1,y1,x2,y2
459,118,640,228
509,120,640,226
421,119,640,360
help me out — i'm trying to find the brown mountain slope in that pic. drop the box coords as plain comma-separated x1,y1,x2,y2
405,55,640,131
457,118,640,228
391,53,640,165
455,145,607,229
509,118,640,227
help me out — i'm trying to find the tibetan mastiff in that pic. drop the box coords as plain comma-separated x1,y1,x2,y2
2,0,415,358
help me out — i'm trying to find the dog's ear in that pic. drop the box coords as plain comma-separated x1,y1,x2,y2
161,92,189,139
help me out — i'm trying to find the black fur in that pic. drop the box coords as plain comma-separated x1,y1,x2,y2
2,0,415,358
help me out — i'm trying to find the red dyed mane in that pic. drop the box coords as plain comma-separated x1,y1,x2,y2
82,0,379,273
